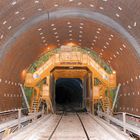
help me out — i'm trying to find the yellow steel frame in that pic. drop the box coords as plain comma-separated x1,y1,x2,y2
25,51,116,88
24,50,116,113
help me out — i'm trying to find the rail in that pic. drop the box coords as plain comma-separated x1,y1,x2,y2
3,111,134,140
48,113,63,140
76,113,90,140
0,109,18,115
97,110,140,136
0,108,30,115
113,111,140,119
0,108,27,121
0,108,44,133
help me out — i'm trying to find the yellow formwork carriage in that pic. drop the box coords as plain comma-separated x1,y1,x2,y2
24,46,116,113
25,54,116,88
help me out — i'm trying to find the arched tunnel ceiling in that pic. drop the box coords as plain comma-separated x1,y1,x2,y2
0,0,140,114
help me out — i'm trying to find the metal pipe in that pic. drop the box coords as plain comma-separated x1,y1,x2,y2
123,112,126,133
19,84,30,112
112,83,121,111
114,112,140,118
18,109,21,130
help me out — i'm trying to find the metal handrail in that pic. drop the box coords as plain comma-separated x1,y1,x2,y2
0,109,43,133
113,112,140,119
0,108,29,115
97,111,140,136
0,110,18,115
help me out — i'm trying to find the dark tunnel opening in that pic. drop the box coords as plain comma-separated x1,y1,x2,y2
55,78,83,111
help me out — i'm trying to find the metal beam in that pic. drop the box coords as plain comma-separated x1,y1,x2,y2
112,83,121,111
19,84,30,112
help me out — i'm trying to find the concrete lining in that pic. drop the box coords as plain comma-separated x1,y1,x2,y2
0,8,139,59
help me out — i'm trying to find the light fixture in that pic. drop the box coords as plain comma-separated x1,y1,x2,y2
113,71,116,74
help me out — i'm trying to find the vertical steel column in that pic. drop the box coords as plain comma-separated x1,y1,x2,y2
18,109,21,130
123,112,126,133
50,74,56,112
91,73,94,114
88,73,93,113
85,75,88,110
53,75,56,112
50,74,52,109
82,77,86,109
82,79,84,108
87,73,90,111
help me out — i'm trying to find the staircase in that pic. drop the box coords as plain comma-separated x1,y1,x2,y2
101,97,112,112
30,93,40,113
31,99,39,112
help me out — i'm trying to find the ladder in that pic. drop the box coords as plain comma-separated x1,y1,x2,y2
30,93,40,113
31,99,39,112
101,97,112,112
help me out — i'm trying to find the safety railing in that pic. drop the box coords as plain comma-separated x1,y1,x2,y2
97,110,140,136
0,109,18,115
0,109,19,124
0,108,44,133
113,112,140,119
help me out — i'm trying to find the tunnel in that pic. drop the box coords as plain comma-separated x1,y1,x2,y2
0,1,140,139
0,0,139,121
55,78,83,111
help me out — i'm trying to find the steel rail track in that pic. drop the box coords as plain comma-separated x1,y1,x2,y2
76,112,90,140
48,113,64,140
47,105,90,140
48,105,90,140
3,105,134,140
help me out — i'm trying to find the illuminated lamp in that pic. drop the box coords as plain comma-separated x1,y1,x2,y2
66,42,77,47
113,71,116,74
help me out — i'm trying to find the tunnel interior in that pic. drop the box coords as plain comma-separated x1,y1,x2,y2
0,1,139,116
55,78,83,111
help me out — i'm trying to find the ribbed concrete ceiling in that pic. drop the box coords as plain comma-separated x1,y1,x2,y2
0,0,140,115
